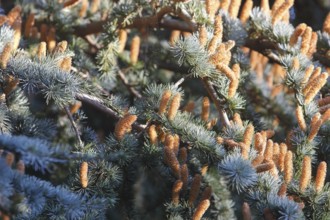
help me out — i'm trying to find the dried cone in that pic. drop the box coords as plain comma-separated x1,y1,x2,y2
159,90,172,114
189,174,202,206
130,36,140,65
201,97,210,122
192,199,210,220
0,43,12,69
114,114,137,140
315,161,327,193
80,161,88,188
299,156,312,192
284,151,293,184
118,29,127,53
242,202,252,220
172,180,183,205
168,93,181,120
148,125,158,144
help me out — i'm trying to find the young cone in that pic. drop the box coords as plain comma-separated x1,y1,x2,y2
192,199,210,220
0,43,12,69
80,161,88,188
118,29,127,53
114,114,137,140
130,36,141,65
37,42,47,59
242,202,252,220
168,93,181,120
299,156,312,192
189,174,202,206
323,12,330,33
239,0,253,24
284,151,293,184
159,90,172,114
228,0,242,18
315,161,327,193
201,97,210,122
148,125,158,144
296,106,307,131
289,23,307,46
172,180,183,205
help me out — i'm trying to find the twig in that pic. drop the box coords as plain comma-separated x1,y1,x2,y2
201,78,230,128
117,70,142,99
64,106,83,147
174,77,185,87
75,93,146,131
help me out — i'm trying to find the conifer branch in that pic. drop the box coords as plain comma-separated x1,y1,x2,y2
64,106,83,147
75,93,145,131
201,78,230,128
117,70,142,99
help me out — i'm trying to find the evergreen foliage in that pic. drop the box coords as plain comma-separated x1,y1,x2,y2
0,0,330,219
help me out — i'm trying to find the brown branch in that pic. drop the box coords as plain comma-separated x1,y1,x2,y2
64,106,83,147
201,78,230,128
75,93,145,131
117,70,142,99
